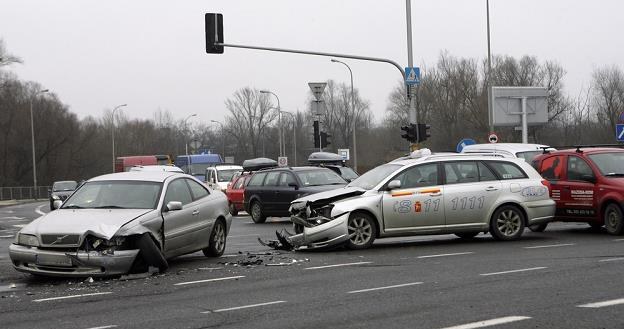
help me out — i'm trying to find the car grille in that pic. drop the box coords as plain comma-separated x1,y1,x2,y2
40,234,81,247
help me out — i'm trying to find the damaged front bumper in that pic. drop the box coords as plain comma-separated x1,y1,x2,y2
264,212,350,250
9,244,139,277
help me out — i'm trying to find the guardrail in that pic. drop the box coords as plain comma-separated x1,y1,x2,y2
0,186,51,201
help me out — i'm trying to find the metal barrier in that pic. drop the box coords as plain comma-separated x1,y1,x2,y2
0,186,51,201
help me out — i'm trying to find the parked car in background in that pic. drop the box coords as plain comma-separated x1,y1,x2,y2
226,158,277,216
48,180,78,210
307,152,359,182
532,146,624,234
10,171,231,277
206,164,243,192
285,149,555,250
244,166,347,223
461,143,553,162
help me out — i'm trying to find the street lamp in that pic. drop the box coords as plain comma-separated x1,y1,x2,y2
210,119,225,160
111,104,127,172
259,90,283,157
280,111,297,166
331,58,357,171
184,114,197,174
30,89,48,199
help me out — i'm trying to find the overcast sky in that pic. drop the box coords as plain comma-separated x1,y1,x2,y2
1,0,622,125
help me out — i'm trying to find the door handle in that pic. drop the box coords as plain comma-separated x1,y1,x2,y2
192,210,200,216
485,186,498,191
429,192,442,197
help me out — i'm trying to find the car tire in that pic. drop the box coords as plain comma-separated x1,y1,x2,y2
203,219,226,257
250,201,266,224
228,203,238,216
136,233,168,272
528,223,548,232
490,205,526,241
604,204,624,235
346,212,377,250
455,232,479,239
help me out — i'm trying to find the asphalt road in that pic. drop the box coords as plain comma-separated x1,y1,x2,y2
1,201,624,329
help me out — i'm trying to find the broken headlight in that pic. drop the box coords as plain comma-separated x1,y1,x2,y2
83,236,127,254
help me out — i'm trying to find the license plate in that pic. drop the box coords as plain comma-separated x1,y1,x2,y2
36,254,73,267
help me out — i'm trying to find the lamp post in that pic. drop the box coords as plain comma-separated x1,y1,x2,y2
259,90,283,157
331,59,357,171
184,114,197,174
111,104,127,172
30,89,49,199
210,119,225,160
280,111,297,166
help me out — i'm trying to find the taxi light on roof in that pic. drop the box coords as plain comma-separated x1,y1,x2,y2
409,148,432,159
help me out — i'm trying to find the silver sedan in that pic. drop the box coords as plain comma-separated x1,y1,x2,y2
10,171,231,277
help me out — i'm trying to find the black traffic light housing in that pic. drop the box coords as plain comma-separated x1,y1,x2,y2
320,131,331,148
400,124,417,143
417,123,431,142
205,13,224,54
313,121,320,148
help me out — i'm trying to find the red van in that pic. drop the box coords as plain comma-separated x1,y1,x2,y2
114,155,171,172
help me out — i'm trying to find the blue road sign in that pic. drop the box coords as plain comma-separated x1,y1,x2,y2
405,67,421,85
456,138,477,153
616,124,624,142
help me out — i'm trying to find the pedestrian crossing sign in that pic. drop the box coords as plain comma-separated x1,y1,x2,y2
405,67,420,85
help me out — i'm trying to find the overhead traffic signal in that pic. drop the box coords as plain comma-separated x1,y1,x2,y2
417,123,431,142
401,123,431,143
205,13,224,54
400,124,417,143
320,131,331,148
313,121,320,148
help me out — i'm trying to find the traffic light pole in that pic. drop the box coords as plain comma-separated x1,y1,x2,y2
405,0,419,150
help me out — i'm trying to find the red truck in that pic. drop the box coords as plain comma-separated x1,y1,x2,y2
114,155,172,172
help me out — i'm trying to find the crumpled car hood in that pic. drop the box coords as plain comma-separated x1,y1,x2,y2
291,186,366,208
21,208,153,240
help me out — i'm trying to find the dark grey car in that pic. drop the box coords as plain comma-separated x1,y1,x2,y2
49,180,78,210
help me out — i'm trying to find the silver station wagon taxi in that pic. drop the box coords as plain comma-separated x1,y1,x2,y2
286,149,555,250
10,171,231,277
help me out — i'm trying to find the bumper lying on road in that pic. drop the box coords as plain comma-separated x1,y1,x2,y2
287,213,350,249
9,244,139,277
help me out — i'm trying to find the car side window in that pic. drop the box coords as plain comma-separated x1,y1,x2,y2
278,172,297,186
234,176,245,189
164,179,193,206
444,161,478,184
539,156,564,180
567,156,594,181
478,162,498,181
394,163,438,188
186,179,209,200
487,161,528,180
247,172,267,186
263,171,280,186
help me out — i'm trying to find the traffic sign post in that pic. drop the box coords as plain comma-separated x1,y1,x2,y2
338,148,350,161
488,133,498,144
278,156,288,167
456,138,477,153
616,124,624,142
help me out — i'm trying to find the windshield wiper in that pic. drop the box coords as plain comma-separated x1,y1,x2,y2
93,205,126,209
62,204,83,209
605,173,624,177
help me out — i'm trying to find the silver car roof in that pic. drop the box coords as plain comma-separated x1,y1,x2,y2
89,171,187,183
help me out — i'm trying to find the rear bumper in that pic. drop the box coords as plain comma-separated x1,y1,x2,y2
525,199,556,225
9,244,139,277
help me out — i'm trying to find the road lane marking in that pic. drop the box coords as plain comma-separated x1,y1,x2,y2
0,235,14,238
347,282,423,294
35,204,46,216
578,298,624,308
480,267,547,276
439,316,531,329
599,257,624,262
202,300,286,313
613,239,624,242
174,275,245,286
33,292,112,302
524,243,575,249
305,261,372,270
221,254,239,258
417,252,474,259
228,234,261,238
85,326,118,329
12,224,27,228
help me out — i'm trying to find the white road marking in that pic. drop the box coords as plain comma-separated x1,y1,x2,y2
0,216,25,220
524,243,575,249
613,239,624,242
347,282,423,294
174,275,245,286
33,292,112,302
221,254,239,258
228,234,261,238
578,298,624,308
439,316,531,329
0,235,14,238
480,267,547,276
305,261,372,270
202,300,286,313
599,257,624,262
417,252,474,259
85,326,118,329
12,224,27,228
35,204,46,216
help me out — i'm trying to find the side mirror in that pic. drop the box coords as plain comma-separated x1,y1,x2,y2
288,182,299,190
165,201,183,212
581,174,596,184
52,200,63,209
387,180,401,190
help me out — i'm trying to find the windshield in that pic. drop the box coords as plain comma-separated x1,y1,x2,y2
62,181,162,209
52,181,78,191
296,169,346,187
339,167,359,181
347,163,402,190
218,169,242,182
588,152,624,175
516,151,542,162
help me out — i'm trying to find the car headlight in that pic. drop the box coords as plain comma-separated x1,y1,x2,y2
18,234,39,247
52,195,60,200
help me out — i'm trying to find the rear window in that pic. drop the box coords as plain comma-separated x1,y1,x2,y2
515,151,542,162
247,172,267,186
486,161,527,180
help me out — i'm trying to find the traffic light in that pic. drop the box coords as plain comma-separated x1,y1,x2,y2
320,131,331,148
205,13,224,54
400,124,417,143
417,123,431,142
313,121,320,148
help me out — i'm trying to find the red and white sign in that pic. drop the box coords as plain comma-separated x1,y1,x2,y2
488,133,498,144
278,156,288,167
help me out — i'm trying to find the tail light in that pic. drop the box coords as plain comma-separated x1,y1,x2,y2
541,179,552,194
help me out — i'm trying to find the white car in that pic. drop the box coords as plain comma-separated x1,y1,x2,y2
206,164,243,191
461,143,553,162
129,165,184,173
285,149,555,250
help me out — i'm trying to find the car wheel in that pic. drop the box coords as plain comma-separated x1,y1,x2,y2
490,205,525,241
203,220,226,257
136,233,168,272
528,223,548,232
455,232,479,239
346,212,376,250
250,201,266,224
604,204,624,235
228,203,238,216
